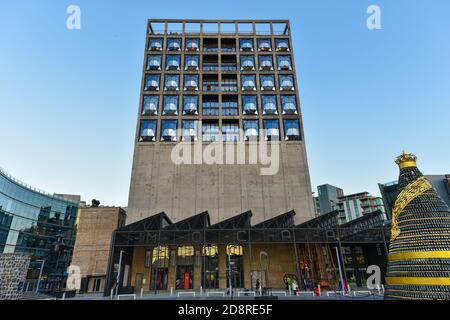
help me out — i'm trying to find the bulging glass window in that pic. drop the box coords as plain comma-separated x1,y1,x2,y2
183,95,198,115
182,120,198,141
277,55,292,70
142,95,159,115
166,55,180,70
240,55,255,70
144,74,160,91
263,119,280,140
281,95,297,114
185,38,199,51
262,95,278,115
167,38,181,51
275,39,290,51
240,39,254,51
164,75,179,91
163,96,179,115
284,119,301,140
258,39,272,51
279,75,294,91
243,120,259,140
259,55,273,70
149,38,163,51
147,55,162,70
241,75,256,91
184,74,199,91
242,95,258,115
140,120,157,141
185,55,199,70
161,120,178,141
260,75,275,91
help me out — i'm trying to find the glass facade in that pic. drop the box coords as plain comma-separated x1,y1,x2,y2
0,168,80,293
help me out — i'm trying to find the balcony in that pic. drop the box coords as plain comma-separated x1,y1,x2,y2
221,63,237,72
202,102,219,116
203,63,219,71
203,82,220,92
221,82,238,92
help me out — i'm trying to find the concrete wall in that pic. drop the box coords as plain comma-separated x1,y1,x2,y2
71,207,126,288
0,253,31,300
127,142,314,225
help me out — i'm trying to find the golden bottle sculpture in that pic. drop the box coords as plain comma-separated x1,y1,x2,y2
385,152,450,299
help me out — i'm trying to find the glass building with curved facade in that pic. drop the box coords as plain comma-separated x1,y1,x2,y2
0,167,80,293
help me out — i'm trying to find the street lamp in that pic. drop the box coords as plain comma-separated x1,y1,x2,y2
53,232,66,291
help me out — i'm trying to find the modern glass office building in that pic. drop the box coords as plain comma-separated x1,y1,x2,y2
0,167,80,293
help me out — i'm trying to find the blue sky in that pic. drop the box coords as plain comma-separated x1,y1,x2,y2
0,0,449,206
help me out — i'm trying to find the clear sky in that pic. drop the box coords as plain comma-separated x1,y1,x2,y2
1,0,449,206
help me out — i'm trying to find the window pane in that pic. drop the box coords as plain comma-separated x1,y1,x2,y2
222,123,240,142
182,120,198,141
144,74,160,91
185,38,200,51
279,75,294,91
241,75,256,91
284,119,301,140
281,95,297,114
275,38,290,51
161,120,178,141
258,39,272,51
244,120,259,140
147,55,162,70
262,95,278,114
240,55,255,70
184,75,198,91
263,119,279,140
166,55,180,70
242,95,257,115
142,95,159,115
260,75,275,91
259,55,273,70
183,95,198,115
167,38,181,51
240,39,254,51
165,75,179,91
140,120,157,141
163,96,178,115
277,55,292,70
202,122,220,141
185,55,199,70
148,38,163,51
